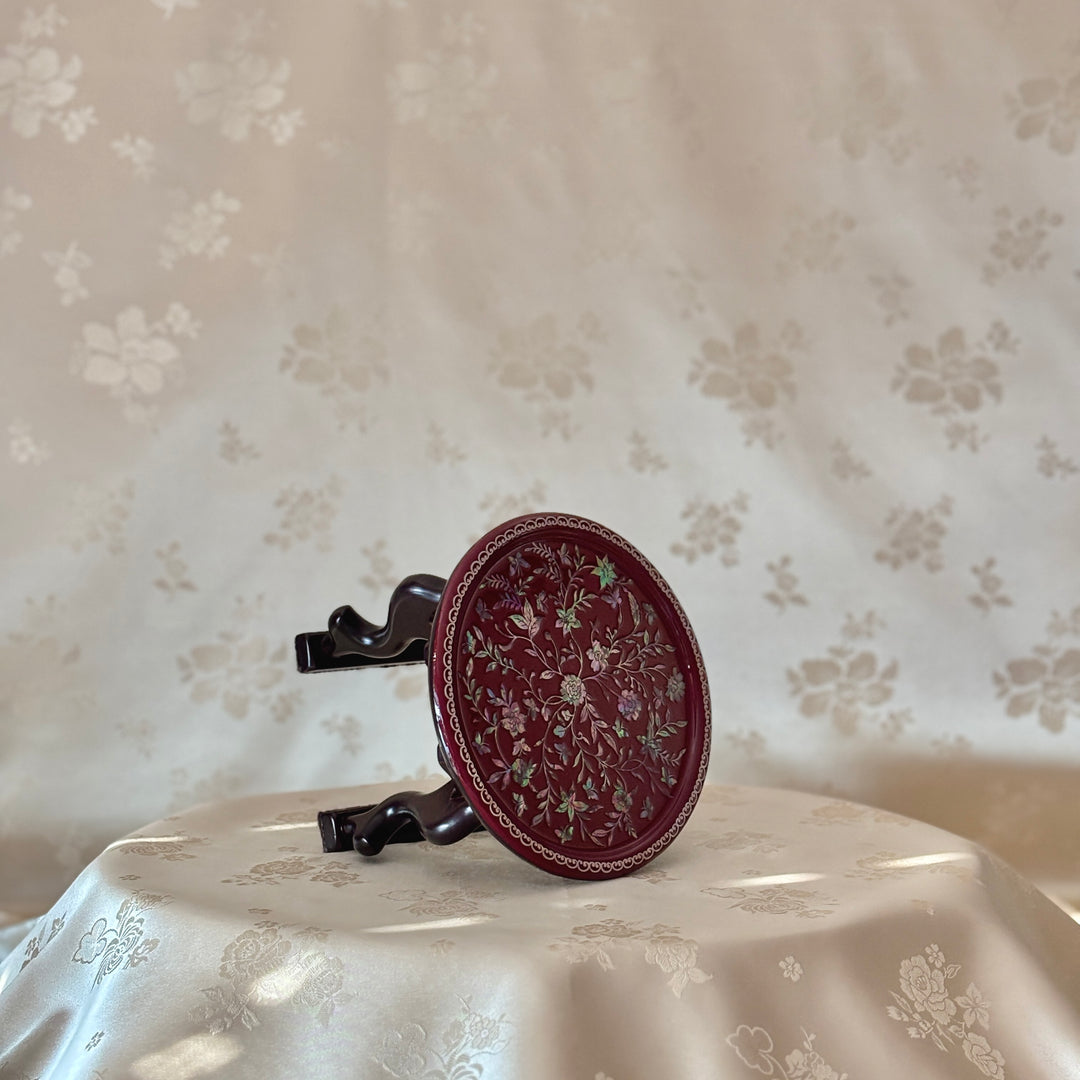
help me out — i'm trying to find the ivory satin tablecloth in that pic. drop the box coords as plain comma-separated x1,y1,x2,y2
2,783,1078,1080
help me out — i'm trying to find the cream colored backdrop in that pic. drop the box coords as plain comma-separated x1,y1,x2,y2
2,0,1079,929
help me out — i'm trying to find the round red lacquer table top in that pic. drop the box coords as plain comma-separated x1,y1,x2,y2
430,513,711,879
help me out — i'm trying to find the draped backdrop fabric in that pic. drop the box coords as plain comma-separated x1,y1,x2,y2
2,0,1080,931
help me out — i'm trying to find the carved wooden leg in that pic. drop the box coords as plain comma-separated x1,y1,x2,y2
318,781,482,856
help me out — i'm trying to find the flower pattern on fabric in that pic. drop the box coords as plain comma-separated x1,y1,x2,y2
1,185,31,257
380,888,502,919
993,604,1080,732
7,418,50,464
120,836,208,861
71,893,167,986
488,313,599,439
159,189,241,269
779,956,802,981
982,206,1063,285
550,919,711,997
875,496,953,573
192,922,352,1032
688,321,804,449
71,302,199,424
787,614,902,736
693,829,785,854
727,1025,848,1079
19,912,66,972
223,854,363,888
1035,435,1078,479
886,944,1005,1078
1007,65,1080,154
670,492,749,565
387,13,502,141
891,324,1013,451
375,998,510,1079
456,538,689,849
278,306,388,430
177,596,299,722
43,241,91,305
809,43,914,163
702,884,838,919
175,12,303,143
0,5,95,141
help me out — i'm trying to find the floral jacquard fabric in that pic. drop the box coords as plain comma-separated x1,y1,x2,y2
2,0,1080,987
0,783,1078,1079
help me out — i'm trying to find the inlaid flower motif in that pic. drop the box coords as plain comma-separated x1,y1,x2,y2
617,687,642,722
587,641,612,672
666,672,685,701
560,673,586,705
500,701,527,735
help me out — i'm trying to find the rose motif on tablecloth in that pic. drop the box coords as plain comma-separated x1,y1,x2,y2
899,954,955,1025
886,944,1005,1076
218,927,292,983
453,538,691,851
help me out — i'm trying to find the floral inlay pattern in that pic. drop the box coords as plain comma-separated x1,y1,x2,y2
453,537,691,851
550,918,711,998
886,944,1005,1078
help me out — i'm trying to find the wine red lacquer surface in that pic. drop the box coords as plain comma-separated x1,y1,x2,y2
431,514,710,879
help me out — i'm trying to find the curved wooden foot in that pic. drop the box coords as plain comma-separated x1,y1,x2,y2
318,781,482,857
